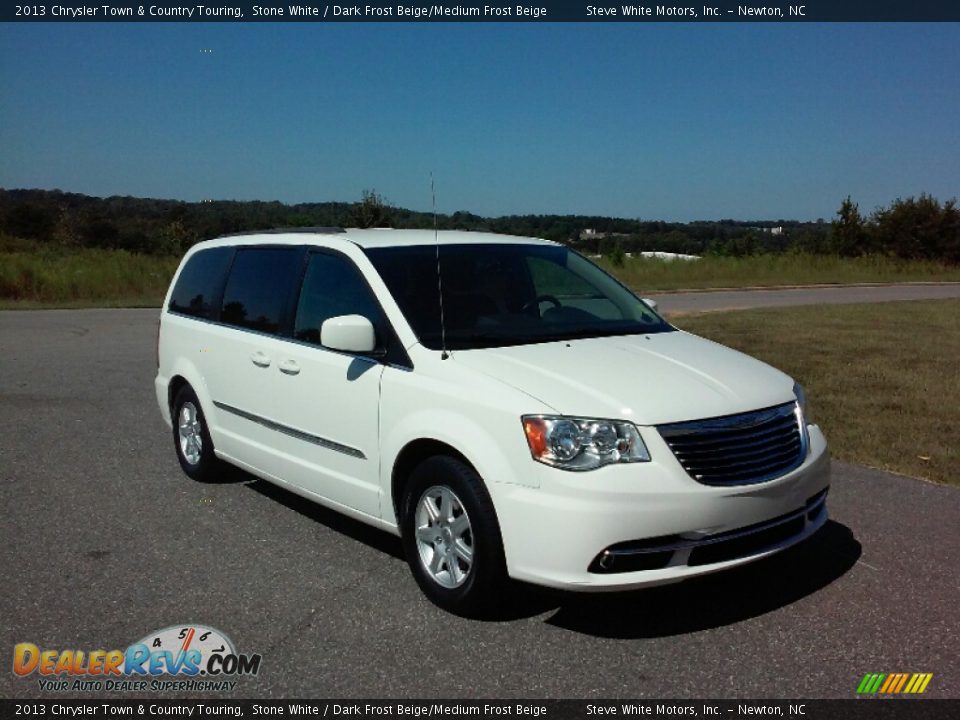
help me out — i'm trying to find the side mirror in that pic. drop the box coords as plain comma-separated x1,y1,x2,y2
642,298,659,313
320,315,376,354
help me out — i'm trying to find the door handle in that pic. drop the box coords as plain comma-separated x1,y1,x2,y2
250,351,271,368
278,359,301,376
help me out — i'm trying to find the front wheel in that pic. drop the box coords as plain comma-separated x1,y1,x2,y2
400,456,507,617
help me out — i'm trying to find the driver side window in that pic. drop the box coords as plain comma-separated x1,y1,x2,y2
294,252,382,347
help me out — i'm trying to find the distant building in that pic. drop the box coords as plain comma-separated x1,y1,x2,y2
634,251,700,261
579,228,630,241
747,226,785,235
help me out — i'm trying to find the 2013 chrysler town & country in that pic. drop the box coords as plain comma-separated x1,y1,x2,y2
155,228,830,615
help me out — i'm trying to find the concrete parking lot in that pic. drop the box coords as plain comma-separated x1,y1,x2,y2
1,302,957,699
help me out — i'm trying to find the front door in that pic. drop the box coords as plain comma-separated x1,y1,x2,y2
261,249,387,518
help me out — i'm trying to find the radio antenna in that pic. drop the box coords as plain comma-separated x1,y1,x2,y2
432,172,449,359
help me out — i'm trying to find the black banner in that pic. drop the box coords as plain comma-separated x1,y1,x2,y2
2,700,959,719
4,1,960,23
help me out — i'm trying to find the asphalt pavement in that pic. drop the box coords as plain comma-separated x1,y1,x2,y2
650,282,960,315
1,298,958,699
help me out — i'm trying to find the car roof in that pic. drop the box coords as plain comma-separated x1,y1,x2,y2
200,228,558,251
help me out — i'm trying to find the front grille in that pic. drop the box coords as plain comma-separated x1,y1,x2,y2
658,402,806,486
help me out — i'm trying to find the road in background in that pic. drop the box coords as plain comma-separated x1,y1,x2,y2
652,282,960,314
0,307,957,698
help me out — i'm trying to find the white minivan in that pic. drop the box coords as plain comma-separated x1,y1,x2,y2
155,228,830,615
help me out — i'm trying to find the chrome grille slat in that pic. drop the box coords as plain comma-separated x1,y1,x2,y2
687,452,802,481
674,434,800,463
663,416,789,440
658,402,805,486
669,423,797,451
680,440,802,471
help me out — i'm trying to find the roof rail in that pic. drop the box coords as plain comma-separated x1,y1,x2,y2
220,227,346,238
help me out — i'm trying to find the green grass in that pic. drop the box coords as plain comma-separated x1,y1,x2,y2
603,253,960,292
3,237,960,309
672,300,960,486
0,239,178,307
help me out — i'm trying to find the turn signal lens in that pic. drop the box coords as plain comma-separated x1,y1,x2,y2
522,417,549,457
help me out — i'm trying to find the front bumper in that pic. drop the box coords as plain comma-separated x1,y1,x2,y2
494,424,831,591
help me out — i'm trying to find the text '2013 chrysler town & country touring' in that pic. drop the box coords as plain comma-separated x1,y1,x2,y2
155,228,830,615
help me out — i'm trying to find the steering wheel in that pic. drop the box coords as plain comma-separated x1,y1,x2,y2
522,294,563,314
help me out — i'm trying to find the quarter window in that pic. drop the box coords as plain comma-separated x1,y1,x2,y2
294,253,381,346
220,248,301,334
168,247,233,319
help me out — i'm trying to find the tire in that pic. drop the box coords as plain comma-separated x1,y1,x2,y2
171,385,221,482
400,455,508,617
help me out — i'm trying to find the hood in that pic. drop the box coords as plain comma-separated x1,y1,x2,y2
451,330,795,426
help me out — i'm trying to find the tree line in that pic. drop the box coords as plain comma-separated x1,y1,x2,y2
1,188,957,263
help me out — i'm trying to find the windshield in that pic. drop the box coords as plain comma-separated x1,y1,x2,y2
364,243,673,350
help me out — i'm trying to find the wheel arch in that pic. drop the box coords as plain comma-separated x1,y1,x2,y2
168,374,190,414
166,364,219,447
391,438,474,524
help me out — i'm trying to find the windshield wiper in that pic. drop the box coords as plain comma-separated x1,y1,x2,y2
534,326,649,343
443,325,667,350
534,330,603,343
447,332,521,341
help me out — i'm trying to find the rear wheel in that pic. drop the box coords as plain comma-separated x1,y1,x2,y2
401,456,507,617
171,385,221,481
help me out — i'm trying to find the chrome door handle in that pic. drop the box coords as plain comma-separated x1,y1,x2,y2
278,359,301,376
250,351,271,368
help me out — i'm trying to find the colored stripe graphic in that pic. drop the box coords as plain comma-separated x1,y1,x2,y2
905,673,933,693
857,672,933,694
892,673,909,693
857,673,882,694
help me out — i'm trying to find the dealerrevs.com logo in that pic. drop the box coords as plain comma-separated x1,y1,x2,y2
13,624,262,692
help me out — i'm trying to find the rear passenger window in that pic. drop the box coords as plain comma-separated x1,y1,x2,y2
221,248,301,334
168,247,233,319
294,253,382,346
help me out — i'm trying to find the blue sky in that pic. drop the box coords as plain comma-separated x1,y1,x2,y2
0,22,957,220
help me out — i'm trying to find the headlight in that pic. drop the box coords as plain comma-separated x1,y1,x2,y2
521,415,651,471
793,382,811,424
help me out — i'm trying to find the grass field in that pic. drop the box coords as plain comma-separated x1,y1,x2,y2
2,235,960,308
0,239,178,308
601,253,960,291
672,299,959,486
